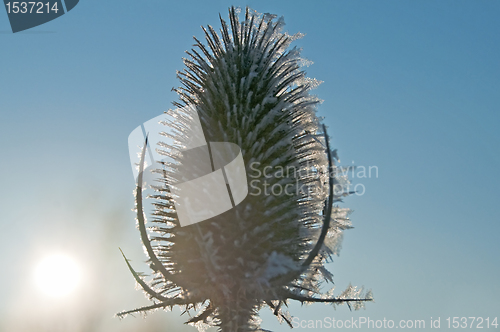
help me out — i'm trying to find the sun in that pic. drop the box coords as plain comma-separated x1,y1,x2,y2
34,254,81,298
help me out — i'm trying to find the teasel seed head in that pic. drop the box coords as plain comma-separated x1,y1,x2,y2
118,7,372,331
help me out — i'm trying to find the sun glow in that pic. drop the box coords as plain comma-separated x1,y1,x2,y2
34,254,81,297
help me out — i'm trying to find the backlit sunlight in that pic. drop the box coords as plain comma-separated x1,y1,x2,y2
34,254,81,298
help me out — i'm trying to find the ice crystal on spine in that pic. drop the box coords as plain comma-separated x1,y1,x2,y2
118,7,372,331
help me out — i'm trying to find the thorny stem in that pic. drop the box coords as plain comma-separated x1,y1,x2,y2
301,124,334,268
135,135,183,286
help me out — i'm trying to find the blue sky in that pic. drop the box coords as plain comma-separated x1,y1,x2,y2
1,0,499,331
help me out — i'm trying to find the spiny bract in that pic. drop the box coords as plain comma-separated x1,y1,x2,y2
119,7,372,332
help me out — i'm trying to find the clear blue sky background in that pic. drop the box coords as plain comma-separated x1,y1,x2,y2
1,1,499,331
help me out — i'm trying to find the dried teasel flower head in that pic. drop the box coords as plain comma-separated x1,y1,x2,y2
119,6,372,332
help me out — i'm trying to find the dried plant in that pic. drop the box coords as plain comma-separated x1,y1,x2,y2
118,7,372,331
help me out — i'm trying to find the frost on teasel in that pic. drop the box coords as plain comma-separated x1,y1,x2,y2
118,6,372,331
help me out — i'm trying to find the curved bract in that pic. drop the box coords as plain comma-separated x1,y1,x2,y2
118,7,372,331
